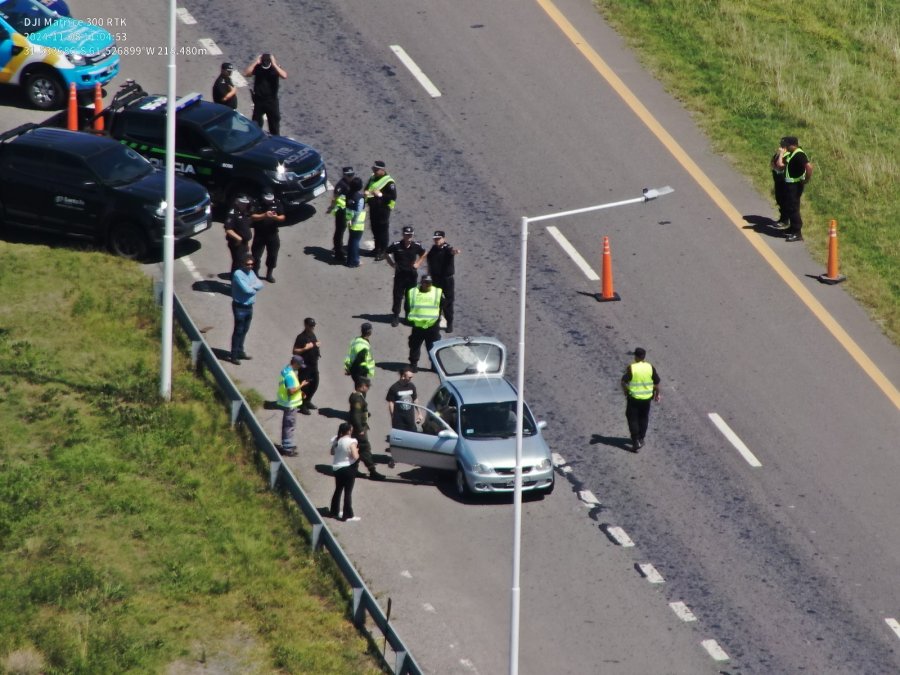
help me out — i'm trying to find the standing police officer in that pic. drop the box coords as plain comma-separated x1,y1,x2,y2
774,136,813,243
250,192,285,282
385,226,426,327
212,62,238,109
348,378,385,480
328,167,355,262
344,323,375,386
407,275,443,372
621,347,660,453
365,160,396,261
224,195,253,272
426,230,461,333
244,53,287,135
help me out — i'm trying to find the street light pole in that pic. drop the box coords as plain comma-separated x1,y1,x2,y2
160,0,177,400
508,186,673,675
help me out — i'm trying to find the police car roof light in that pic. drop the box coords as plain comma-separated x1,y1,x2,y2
174,93,203,111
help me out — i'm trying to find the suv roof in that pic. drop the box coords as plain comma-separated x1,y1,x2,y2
1,125,116,157
126,94,228,126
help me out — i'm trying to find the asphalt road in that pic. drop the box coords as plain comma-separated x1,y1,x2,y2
7,1,900,673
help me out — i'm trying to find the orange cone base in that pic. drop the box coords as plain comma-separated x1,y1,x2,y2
817,273,845,285
595,292,621,302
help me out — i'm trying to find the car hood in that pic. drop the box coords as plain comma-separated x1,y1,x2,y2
237,135,322,172
459,434,550,468
117,171,209,208
27,20,115,55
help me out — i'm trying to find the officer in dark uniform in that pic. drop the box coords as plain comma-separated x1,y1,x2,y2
224,195,253,272
212,62,237,109
293,317,321,414
250,192,285,282
385,226,426,327
365,160,396,260
244,53,287,135
328,167,355,262
774,136,813,242
426,230,461,333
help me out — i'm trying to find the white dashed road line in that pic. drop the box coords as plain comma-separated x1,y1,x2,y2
545,225,600,281
605,525,635,547
700,639,730,662
887,617,900,641
181,256,204,282
669,601,698,622
389,45,442,98
176,7,196,24
578,490,600,506
198,38,222,56
708,412,762,467
637,563,665,584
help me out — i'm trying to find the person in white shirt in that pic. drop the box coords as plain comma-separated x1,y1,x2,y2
330,422,361,521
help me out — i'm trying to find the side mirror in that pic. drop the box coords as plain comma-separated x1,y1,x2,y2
537,420,547,430
437,429,458,439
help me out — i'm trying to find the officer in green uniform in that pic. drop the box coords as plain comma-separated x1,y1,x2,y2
621,347,660,453
349,377,385,480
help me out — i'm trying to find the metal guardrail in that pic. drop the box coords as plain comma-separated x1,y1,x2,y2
170,291,423,674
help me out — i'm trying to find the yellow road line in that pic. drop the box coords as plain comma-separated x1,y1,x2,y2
535,0,900,411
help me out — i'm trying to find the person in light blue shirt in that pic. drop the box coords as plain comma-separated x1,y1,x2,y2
229,253,264,363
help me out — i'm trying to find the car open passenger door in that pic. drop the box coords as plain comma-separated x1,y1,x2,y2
389,403,458,471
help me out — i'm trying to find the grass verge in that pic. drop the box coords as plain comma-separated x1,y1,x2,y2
594,0,899,342
0,243,382,674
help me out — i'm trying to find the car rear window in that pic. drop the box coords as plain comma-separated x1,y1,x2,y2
434,343,503,376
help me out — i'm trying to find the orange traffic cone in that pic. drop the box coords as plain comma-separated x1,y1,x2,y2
67,82,78,131
817,219,846,284
92,82,104,131
595,236,621,302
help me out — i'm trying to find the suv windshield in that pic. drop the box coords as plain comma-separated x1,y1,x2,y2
0,0,60,33
202,110,264,153
91,145,154,186
460,402,536,439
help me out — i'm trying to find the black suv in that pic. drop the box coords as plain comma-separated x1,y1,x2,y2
100,83,328,208
0,125,211,259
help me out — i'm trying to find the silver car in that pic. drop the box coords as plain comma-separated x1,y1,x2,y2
388,337,555,499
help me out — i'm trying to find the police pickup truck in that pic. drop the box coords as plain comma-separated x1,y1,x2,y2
68,82,328,209
0,124,211,259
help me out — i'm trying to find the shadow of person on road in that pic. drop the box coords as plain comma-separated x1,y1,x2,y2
315,407,349,421
742,214,790,239
192,279,231,296
589,434,632,453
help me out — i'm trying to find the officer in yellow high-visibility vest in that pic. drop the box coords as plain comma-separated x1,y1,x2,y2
773,135,813,242
620,347,660,453
277,355,310,457
365,160,396,260
344,323,375,386
406,275,443,372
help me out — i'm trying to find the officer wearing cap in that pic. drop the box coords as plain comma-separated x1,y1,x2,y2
344,322,375,386
224,195,254,272
426,230,461,333
250,192,285,282
407,275,443,371
212,62,238,109
328,166,355,262
277,354,310,457
773,135,813,242
385,226,426,326
365,160,396,260
621,347,660,453
293,317,321,414
244,53,287,134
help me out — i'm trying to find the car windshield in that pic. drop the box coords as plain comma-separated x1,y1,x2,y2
0,0,61,33
202,110,264,153
91,145,154,186
460,402,536,439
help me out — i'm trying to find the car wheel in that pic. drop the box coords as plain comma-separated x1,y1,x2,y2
24,69,65,110
108,222,150,260
455,465,471,501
